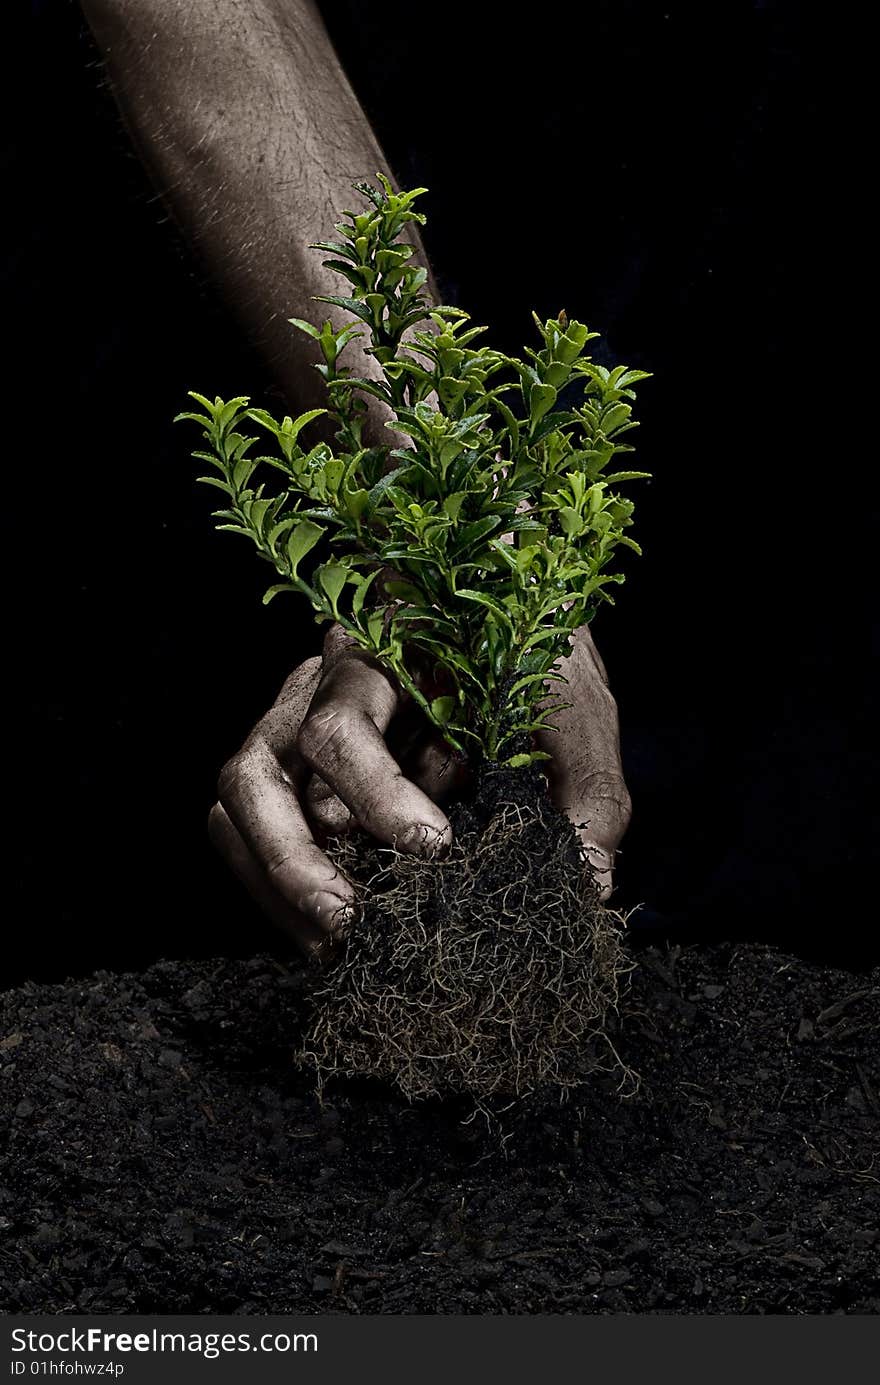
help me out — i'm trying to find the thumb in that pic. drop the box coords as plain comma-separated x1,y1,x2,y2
557,776,632,902
570,803,627,903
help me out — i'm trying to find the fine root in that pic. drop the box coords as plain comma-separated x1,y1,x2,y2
296,775,638,1104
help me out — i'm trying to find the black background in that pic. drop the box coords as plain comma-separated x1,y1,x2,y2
17,0,870,984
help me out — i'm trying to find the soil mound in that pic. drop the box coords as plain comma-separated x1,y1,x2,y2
2,944,877,1314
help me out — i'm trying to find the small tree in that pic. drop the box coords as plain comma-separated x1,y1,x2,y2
177,174,649,772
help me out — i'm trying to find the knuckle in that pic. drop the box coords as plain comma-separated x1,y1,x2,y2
217,747,271,808
297,705,355,770
264,856,329,920
573,772,633,837
322,622,357,664
578,770,631,808
309,794,353,834
305,772,335,805
609,780,633,826
264,850,299,886
216,750,259,807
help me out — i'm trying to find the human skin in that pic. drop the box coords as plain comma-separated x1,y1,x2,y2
82,0,633,954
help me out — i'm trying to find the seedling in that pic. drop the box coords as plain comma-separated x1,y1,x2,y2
178,175,649,1102
177,173,648,771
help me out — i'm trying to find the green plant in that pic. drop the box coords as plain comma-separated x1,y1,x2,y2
177,174,649,770
177,175,649,1105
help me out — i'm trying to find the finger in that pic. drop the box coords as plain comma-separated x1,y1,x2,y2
298,632,451,855
304,773,355,836
572,811,630,903
535,627,632,901
208,802,339,959
217,741,357,933
401,732,471,804
217,658,358,934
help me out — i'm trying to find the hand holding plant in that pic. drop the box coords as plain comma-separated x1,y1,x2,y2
178,175,649,1102
178,174,648,771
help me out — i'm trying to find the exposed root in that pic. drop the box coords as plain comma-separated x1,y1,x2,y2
296,770,638,1104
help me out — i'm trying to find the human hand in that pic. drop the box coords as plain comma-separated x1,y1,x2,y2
208,621,631,958
208,624,462,958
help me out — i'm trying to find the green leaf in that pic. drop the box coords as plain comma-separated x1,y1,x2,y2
487,539,519,572
456,588,515,631
232,457,258,490
287,519,324,575
558,506,584,537
262,583,298,605
430,696,456,726
437,375,470,409
442,491,467,521
316,562,349,611
183,390,215,414
293,406,327,432
367,467,408,507
288,317,320,339
505,753,533,769
313,294,374,325
618,534,643,554
351,569,379,618
556,322,592,362
366,609,386,646
267,516,297,549
174,410,211,427
245,497,272,537
345,488,371,522
384,577,424,603
308,240,359,262
600,403,632,435
450,516,502,559
215,397,251,432
529,382,557,429
492,394,521,453
530,410,578,445
508,670,566,699
323,260,369,289
336,377,392,405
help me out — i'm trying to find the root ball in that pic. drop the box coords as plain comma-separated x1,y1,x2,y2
298,768,636,1103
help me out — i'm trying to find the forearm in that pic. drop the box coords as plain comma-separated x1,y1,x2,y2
81,0,439,414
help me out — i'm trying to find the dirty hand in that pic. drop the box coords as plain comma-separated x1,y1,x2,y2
208,622,631,957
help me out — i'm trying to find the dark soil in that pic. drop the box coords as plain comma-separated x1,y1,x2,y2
2,943,877,1314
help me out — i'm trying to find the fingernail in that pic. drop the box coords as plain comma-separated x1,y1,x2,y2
400,822,450,857
325,896,356,926
309,892,357,927
331,901,357,935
